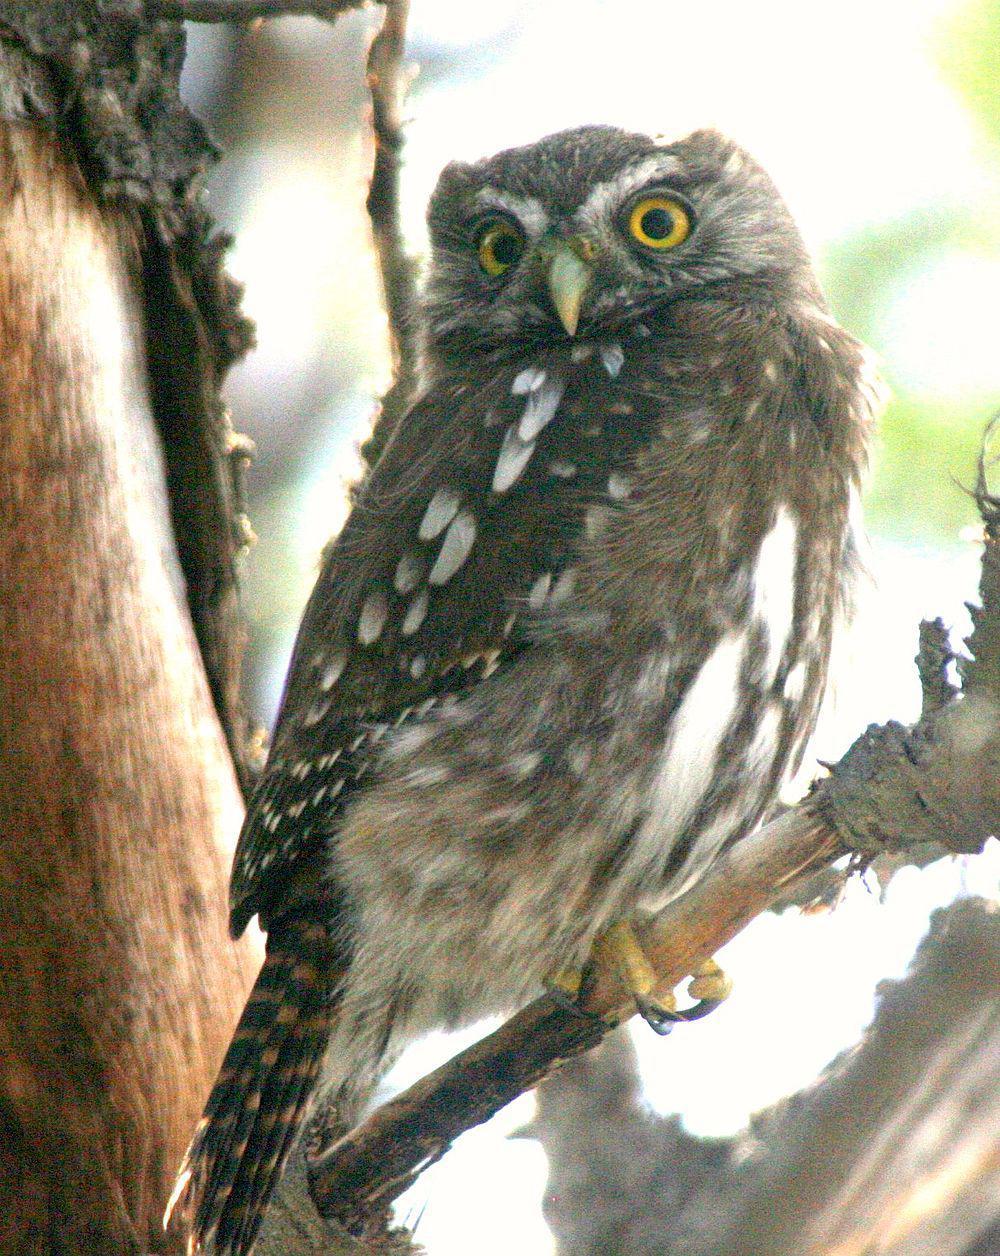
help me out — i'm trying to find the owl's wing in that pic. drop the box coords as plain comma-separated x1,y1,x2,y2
230,347,659,935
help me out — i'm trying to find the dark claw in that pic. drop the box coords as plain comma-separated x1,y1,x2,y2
635,994,724,1035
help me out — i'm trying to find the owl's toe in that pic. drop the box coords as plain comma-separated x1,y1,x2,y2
640,956,733,1032
687,956,734,1005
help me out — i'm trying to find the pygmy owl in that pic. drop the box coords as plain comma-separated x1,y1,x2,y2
171,125,875,1254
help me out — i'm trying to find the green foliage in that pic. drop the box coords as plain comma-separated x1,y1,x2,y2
938,0,1000,150
864,391,984,542
816,0,1000,545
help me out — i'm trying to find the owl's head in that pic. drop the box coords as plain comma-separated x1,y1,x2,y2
424,125,817,362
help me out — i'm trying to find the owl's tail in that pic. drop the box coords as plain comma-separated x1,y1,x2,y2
166,917,344,1256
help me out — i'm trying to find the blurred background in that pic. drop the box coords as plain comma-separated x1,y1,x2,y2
181,3,999,1251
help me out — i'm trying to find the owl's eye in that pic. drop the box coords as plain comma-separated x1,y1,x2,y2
627,195,692,250
477,221,525,276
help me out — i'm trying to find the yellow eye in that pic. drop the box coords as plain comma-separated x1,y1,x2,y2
627,196,692,250
477,221,525,276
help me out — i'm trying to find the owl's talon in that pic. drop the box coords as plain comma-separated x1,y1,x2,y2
635,990,679,1036
638,957,733,1030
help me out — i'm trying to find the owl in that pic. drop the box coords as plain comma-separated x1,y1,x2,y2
170,125,874,1255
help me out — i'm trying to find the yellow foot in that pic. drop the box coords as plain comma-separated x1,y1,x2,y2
546,925,733,1034
596,921,733,1035
593,920,676,1020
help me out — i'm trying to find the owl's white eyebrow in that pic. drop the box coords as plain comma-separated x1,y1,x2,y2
474,188,549,237
576,155,686,226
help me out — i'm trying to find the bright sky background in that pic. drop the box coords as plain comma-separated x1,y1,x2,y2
184,2,999,1251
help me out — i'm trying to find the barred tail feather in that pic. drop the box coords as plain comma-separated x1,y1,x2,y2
167,920,341,1256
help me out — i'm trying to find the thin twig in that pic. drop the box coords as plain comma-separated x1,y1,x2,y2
146,0,363,22
359,0,420,472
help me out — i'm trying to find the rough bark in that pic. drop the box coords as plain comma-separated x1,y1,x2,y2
0,28,259,1256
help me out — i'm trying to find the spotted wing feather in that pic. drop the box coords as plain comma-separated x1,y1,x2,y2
230,346,660,936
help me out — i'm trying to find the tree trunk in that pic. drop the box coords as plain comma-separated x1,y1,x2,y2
0,90,258,1254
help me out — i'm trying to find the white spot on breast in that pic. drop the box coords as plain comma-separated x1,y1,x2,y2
493,427,536,493
599,342,624,378
419,489,462,541
406,762,451,787
607,472,631,500
571,343,594,363
518,374,565,441
549,459,577,479
428,510,477,585
512,366,545,396
637,631,746,867
762,360,779,382
410,654,427,679
320,649,347,690
358,588,389,645
745,701,783,776
661,804,744,905
528,573,552,609
752,505,798,683
394,551,426,593
401,587,429,635
783,660,808,702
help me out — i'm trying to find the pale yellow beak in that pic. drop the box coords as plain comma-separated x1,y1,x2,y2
546,238,594,337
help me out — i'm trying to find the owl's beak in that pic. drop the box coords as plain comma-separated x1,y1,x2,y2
546,238,594,337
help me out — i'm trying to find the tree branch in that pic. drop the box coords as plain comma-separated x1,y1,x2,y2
359,0,420,473
145,0,366,22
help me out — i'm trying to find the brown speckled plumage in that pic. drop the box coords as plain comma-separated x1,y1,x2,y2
172,126,876,1253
